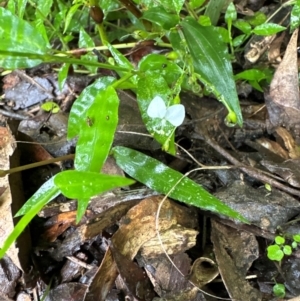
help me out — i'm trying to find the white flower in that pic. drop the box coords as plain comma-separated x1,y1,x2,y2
147,96,185,127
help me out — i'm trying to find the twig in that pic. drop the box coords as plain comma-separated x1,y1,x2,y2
194,133,300,197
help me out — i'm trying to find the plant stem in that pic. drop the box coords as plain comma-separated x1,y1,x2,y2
0,154,75,177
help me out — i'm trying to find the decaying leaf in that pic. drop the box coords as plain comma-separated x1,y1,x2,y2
211,220,262,301
265,28,300,129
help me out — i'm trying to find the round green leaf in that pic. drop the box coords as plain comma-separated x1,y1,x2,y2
283,245,292,256
293,234,300,243
273,283,285,298
275,235,285,245
267,245,284,261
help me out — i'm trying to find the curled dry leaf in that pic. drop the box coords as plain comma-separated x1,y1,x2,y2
265,28,300,129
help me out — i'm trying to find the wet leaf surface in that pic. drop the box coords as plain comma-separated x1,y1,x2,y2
2,2,300,300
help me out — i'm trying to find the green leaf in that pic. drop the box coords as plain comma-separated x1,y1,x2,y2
68,77,115,139
180,17,243,126
35,0,53,18
252,23,286,36
79,28,97,74
138,54,182,85
136,0,184,15
137,72,176,154
233,19,252,34
112,146,248,222
190,0,206,9
106,44,136,84
283,245,292,255
0,7,49,68
63,3,82,33
54,170,135,199
41,101,60,113
275,235,285,245
273,284,285,298
204,0,226,26
291,0,300,31
267,245,284,261
234,69,269,82
225,2,237,23
233,34,246,47
0,177,60,259
245,11,267,27
58,63,70,91
17,0,27,18
142,7,179,29
198,15,211,27
75,86,119,172
293,234,300,243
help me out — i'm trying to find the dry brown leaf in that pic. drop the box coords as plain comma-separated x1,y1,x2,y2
211,220,261,301
265,28,300,129
0,117,21,269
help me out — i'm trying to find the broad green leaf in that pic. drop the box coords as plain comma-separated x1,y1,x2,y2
137,72,176,154
75,86,119,172
204,0,226,26
0,177,60,259
68,77,115,139
138,54,182,86
291,0,300,31
0,7,49,68
112,146,248,222
252,23,286,36
142,7,179,29
54,170,135,199
180,17,243,126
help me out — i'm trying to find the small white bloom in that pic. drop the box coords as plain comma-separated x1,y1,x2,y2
147,96,185,127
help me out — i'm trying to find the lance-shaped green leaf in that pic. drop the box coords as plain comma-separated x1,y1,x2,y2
75,86,119,172
68,77,115,139
112,146,247,223
54,170,135,199
0,7,49,68
55,170,135,222
179,17,243,126
0,177,60,259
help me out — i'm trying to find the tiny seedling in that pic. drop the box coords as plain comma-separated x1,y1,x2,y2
147,96,185,127
267,234,300,297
